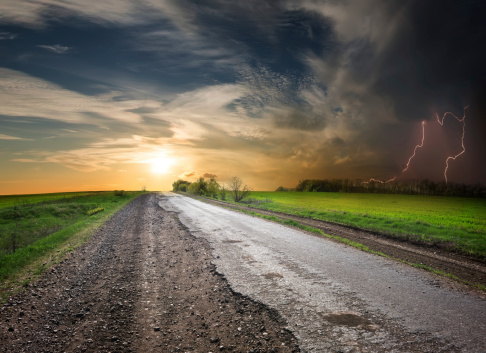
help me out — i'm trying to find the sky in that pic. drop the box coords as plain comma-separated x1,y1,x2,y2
0,0,485,194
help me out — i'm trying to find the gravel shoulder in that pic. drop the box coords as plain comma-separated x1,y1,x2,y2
191,195,486,292
0,193,299,352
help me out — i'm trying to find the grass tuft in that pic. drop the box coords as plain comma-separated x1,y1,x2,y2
87,207,105,216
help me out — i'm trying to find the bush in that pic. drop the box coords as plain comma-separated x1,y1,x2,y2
113,190,125,197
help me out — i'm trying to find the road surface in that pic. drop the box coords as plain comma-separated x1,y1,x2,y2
161,192,486,352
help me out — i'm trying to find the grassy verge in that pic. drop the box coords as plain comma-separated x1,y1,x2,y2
0,191,146,300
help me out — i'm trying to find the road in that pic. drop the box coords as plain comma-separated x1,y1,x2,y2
161,192,486,352
0,193,299,352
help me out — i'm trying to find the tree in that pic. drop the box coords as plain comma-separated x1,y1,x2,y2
187,177,207,195
206,178,221,198
228,176,251,202
219,185,227,200
172,179,191,192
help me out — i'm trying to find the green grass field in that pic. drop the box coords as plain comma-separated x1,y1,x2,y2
0,191,101,209
245,192,486,259
0,191,146,286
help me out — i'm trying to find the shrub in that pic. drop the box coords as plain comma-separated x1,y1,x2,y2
113,190,125,197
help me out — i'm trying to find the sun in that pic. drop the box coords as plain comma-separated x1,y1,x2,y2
150,156,174,174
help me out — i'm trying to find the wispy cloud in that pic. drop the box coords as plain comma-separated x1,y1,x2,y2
37,44,72,54
0,68,149,125
0,0,142,27
0,134,29,140
0,31,18,40
178,171,195,179
202,173,217,179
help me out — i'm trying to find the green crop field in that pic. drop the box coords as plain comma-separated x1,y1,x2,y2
245,192,486,259
0,191,146,287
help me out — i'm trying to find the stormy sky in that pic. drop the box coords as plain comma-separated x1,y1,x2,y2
0,0,485,194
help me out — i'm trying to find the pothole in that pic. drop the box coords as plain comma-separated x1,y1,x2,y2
322,312,371,327
262,272,284,280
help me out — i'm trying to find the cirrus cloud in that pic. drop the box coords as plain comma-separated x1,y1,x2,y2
37,44,72,54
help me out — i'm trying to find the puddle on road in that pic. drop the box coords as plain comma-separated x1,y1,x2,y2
321,312,376,331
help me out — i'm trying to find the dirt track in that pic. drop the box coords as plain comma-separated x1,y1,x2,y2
0,193,299,352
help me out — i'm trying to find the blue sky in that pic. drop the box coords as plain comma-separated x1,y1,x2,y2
0,0,485,193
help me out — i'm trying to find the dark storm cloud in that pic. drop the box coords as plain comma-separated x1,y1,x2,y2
370,0,486,121
366,0,486,183
293,0,486,183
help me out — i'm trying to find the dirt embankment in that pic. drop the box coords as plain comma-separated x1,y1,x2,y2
0,193,300,352
194,196,486,291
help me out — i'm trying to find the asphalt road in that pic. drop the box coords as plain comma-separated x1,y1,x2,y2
160,192,486,353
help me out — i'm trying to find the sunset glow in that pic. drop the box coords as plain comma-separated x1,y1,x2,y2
150,156,175,175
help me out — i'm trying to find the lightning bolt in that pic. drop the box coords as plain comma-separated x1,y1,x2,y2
363,121,425,184
364,106,467,184
435,106,468,184
402,121,425,173
363,177,396,184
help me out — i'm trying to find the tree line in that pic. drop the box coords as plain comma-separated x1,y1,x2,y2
286,179,485,197
172,176,251,202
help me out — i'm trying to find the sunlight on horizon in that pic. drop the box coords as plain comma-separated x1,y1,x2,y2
150,155,176,175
